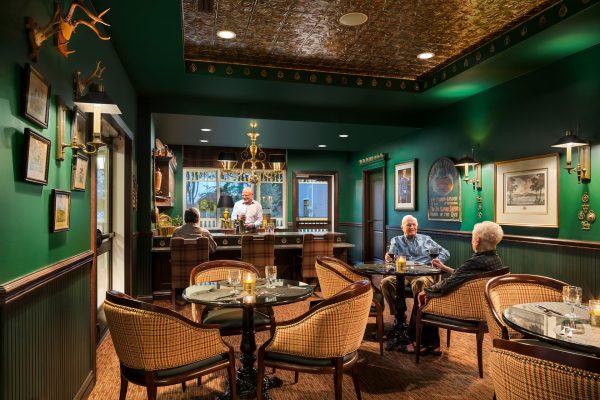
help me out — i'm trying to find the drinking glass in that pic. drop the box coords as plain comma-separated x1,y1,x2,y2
265,265,277,288
228,270,241,294
428,246,440,262
562,285,582,318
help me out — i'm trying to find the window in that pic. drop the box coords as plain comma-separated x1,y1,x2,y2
183,168,287,229
293,172,337,232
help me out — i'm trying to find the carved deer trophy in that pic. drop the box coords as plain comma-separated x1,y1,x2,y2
74,60,105,98
26,0,110,62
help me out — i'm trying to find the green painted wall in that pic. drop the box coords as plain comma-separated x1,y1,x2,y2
0,0,137,284
349,42,600,241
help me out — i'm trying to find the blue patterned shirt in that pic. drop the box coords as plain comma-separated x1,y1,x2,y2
388,233,450,264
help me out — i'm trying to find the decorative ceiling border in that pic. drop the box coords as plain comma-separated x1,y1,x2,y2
185,0,598,93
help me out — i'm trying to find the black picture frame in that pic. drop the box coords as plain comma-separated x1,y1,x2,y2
71,106,87,146
71,153,89,191
22,63,51,129
23,128,51,185
51,189,71,232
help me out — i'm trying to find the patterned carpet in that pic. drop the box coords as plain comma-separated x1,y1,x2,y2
89,295,495,399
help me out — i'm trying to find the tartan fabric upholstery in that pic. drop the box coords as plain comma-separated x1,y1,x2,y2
423,277,492,321
171,237,210,289
241,234,275,274
490,343,600,399
320,258,365,282
265,289,372,358
315,261,352,299
104,299,229,371
486,282,562,340
301,234,334,279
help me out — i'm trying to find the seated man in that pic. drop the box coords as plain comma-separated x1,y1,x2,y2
381,214,450,317
409,220,505,354
172,207,217,253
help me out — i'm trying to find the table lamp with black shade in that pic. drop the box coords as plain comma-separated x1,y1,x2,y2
217,194,235,229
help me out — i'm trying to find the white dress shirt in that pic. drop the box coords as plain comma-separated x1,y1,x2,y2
231,200,263,228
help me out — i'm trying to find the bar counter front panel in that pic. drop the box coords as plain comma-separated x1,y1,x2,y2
152,232,354,298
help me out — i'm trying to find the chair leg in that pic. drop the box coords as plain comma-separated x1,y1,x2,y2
197,376,201,386
171,287,176,309
476,329,485,378
376,312,384,356
118,373,128,400
447,329,451,347
182,381,186,392
294,371,299,383
351,363,362,400
415,320,423,364
228,362,238,400
145,372,157,400
334,358,343,400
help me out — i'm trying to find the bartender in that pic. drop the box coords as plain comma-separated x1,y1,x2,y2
231,187,263,230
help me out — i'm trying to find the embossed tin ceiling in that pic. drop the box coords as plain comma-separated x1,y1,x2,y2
182,0,560,81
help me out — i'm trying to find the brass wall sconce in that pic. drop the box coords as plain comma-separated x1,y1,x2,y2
25,0,110,62
455,148,482,190
57,82,121,160
551,129,591,183
218,152,237,172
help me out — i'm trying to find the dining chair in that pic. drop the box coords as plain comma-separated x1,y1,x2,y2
490,338,600,400
484,274,566,340
170,237,210,308
316,256,385,355
415,267,510,378
189,260,274,336
299,233,334,282
240,234,275,276
256,280,373,400
103,290,237,400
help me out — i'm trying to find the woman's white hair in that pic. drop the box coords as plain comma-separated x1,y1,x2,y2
473,221,504,251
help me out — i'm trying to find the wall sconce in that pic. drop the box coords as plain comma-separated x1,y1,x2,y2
551,129,591,183
455,149,482,190
218,152,238,172
268,154,286,172
58,82,121,159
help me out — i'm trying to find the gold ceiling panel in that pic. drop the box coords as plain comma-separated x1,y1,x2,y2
182,0,560,81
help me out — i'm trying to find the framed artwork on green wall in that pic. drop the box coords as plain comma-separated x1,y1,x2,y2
22,63,51,129
71,153,89,191
394,159,416,210
494,154,559,227
51,189,71,232
23,128,50,185
427,157,461,222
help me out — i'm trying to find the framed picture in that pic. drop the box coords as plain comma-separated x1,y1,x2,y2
494,154,559,227
427,157,462,222
51,189,71,232
22,63,51,128
23,128,50,185
71,106,87,147
55,96,70,161
71,153,89,191
394,159,416,210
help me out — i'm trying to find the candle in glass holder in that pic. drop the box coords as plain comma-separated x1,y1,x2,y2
589,300,600,327
243,272,256,294
395,255,406,272
242,295,256,304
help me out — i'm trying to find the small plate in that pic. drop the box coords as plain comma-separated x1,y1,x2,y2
188,284,216,295
406,261,423,266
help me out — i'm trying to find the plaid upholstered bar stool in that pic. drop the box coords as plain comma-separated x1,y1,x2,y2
240,234,275,277
299,233,334,284
104,290,237,400
490,338,600,400
170,237,210,308
256,280,373,400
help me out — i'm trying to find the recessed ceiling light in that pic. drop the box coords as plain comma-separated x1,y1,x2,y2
201,128,212,132
200,139,209,143
318,144,327,148
339,134,349,138
217,30,236,39
339,12,368,27
417,52,435,60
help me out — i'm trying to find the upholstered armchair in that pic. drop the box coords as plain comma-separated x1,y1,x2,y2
415,267,509,378
484,274,566,340
189,260,274,336
316,256,385,355
103,290,237,400
256,281,373,400
490,338,600,399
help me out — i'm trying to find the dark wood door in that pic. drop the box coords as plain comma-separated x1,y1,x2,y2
363,168,385,262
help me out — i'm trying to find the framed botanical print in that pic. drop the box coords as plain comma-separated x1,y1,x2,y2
71,153,89,191
494,154,559,227
71,106,87,147
51,189,71,232
22,63,51,128
23,128,50,185
394,159,416,210
427,157,461,222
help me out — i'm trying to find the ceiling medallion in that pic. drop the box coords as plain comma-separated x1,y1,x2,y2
385,80,392,88
277,71,284,79
309,74,317,83
558,5,568,17
225,66,233,75
189,63,197,73
293,72,301,80
356,78,363,86
325,75,333,84
339,12,368,27
243,67,251,76
208,65,216,73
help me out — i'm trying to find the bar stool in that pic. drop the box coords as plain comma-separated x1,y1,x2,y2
240,234,275,277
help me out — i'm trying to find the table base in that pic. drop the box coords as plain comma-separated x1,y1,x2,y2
218,368,282,400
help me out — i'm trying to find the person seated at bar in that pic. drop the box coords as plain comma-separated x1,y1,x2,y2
381,214,450,316
231,187,263,231
409,220,505,355
172,207,217,253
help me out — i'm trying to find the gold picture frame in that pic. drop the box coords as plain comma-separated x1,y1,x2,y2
394,159,416,210
71,153,89,191
494,153,559,227
51,189,71,232
22,63,51,128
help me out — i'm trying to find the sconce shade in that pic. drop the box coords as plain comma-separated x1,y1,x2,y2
454,155,478,167
218,152,237,162
268,154,286,163
551,130,588,148
217,194,234,208
74,83,121,115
